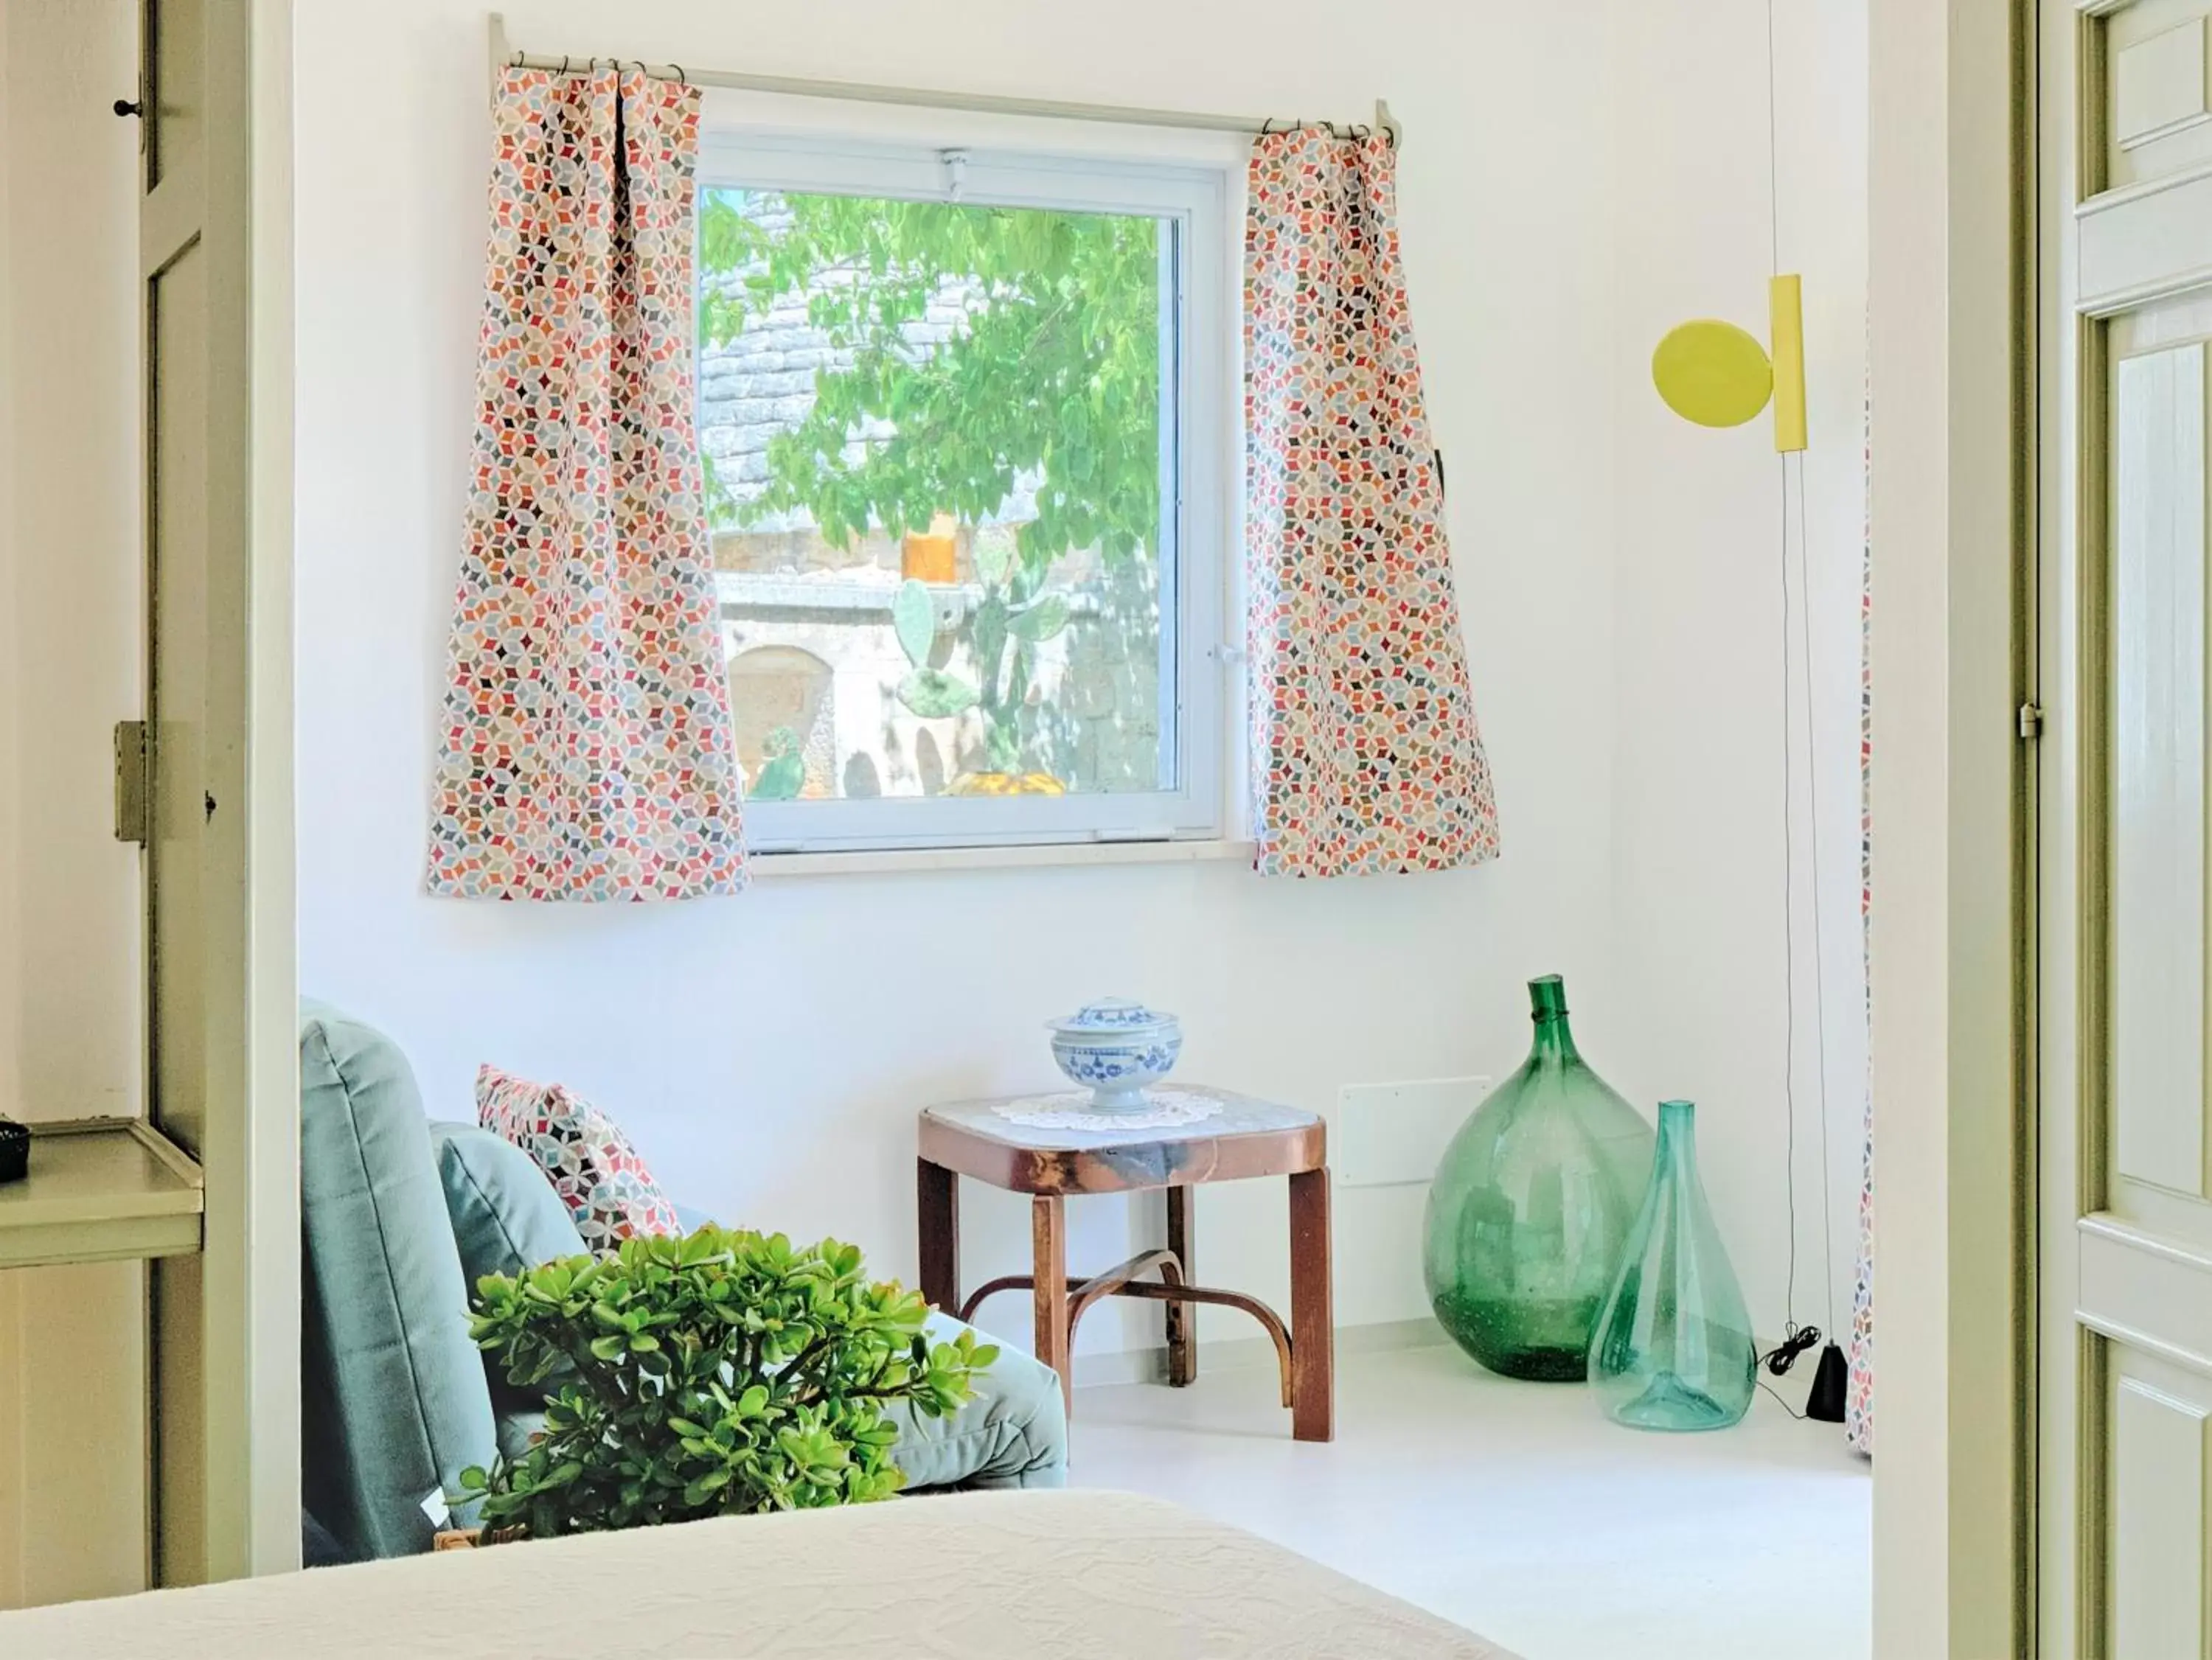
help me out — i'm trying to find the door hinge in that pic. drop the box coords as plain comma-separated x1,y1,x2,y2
2018,702,2044,741
113,720,150,845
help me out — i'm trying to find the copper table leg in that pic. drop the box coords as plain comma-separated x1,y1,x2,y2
917,1157,959,1314
1289,1167,1335,1442
1032,1194,1071,1412
1166,1185,1196,1387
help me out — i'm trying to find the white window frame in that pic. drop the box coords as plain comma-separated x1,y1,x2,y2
696,111,1234,856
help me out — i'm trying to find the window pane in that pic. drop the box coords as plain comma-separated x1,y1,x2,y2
697,187,1172,804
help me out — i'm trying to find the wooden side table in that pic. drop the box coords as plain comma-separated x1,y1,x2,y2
916,1087,1333,1443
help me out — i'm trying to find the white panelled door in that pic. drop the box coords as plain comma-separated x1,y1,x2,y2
2042,2,2212,1653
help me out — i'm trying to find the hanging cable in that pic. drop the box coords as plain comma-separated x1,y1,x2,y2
1763,0,1782,276
1796,457,1840,1340
1778,424,1801,1336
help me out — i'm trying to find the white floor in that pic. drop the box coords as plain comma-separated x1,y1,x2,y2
1068,1339,1871,1660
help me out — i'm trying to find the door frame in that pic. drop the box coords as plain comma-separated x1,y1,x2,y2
201,0,300,1580
1868,0,2038,1652
147,0,299,1583
237,0,298,1579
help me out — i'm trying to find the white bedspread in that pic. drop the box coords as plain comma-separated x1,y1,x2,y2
1,1489,1517,1659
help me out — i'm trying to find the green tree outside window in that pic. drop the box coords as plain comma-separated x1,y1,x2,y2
698,189,1164,581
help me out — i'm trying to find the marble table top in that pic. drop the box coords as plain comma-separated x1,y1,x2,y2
922,1085,1317,1154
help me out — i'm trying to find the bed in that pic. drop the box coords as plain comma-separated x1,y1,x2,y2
1,1489,1515,1659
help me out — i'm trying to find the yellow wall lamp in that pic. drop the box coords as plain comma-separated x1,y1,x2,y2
1651,274,1808,453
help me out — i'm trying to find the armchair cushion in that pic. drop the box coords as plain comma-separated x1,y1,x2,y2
476,1064,680,1249
429,1122,588,1288
885,1313,1068,1490
430,1122,593,1422
299,1005,498,1562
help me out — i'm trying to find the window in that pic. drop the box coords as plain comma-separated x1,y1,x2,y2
695,124,1230,853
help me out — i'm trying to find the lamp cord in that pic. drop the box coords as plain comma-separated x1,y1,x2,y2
1779,440,1801,1333
1757,1325,1826,1420
1797,458,1840,1342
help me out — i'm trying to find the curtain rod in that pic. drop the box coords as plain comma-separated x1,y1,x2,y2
486,14,1401,150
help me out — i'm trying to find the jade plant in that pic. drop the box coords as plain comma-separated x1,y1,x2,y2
456,1226,992,1539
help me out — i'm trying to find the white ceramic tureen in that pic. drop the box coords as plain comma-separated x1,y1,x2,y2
1046,998,1184,1111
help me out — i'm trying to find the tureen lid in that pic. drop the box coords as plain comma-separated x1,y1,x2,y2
1048,997,1180,1036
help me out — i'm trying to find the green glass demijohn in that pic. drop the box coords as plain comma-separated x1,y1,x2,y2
1422,975,1655,1381
1587,1098,1758,1431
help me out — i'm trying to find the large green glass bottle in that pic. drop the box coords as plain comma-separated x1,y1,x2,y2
1423,975,1655,1380
1587,1098,1757,1431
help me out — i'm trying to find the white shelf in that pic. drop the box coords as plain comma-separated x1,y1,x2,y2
0,1117,204,1271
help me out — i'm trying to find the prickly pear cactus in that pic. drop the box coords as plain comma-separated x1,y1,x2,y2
891,566,1071,783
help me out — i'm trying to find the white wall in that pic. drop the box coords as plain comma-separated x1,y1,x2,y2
0,0,151,1607
293,0,1868,1363
1607,0,1870,1341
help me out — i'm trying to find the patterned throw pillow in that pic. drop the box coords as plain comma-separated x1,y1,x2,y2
476,1064,681,1252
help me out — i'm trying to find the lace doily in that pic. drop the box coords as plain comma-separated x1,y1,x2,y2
992,1086,1224,1132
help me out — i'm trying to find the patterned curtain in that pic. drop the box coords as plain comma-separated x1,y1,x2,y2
1243,128,1499,878
427,67,745,901
1847,382,1875,1454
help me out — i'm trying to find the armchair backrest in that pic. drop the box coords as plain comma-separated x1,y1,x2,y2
299,1004,498,1560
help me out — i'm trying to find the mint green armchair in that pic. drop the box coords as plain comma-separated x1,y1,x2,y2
299,1005,1066,1563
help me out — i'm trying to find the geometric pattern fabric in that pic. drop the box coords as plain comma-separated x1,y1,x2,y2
1847,381,1875,1457
477,1062,682,1252
1243,126,1500,878
428,67,745,900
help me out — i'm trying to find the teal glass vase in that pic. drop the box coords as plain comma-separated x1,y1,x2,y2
1422,975,1655,1381
1588,1098,1757,1431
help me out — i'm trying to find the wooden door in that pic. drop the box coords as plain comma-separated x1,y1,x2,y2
2040,2,2212,1651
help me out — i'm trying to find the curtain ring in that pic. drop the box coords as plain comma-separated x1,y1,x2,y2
671,63,686,83
557,55,569,75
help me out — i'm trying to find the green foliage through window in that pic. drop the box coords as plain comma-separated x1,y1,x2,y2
699,189,1164,577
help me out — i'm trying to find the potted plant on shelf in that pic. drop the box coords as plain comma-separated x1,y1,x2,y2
443,1226,992,1545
